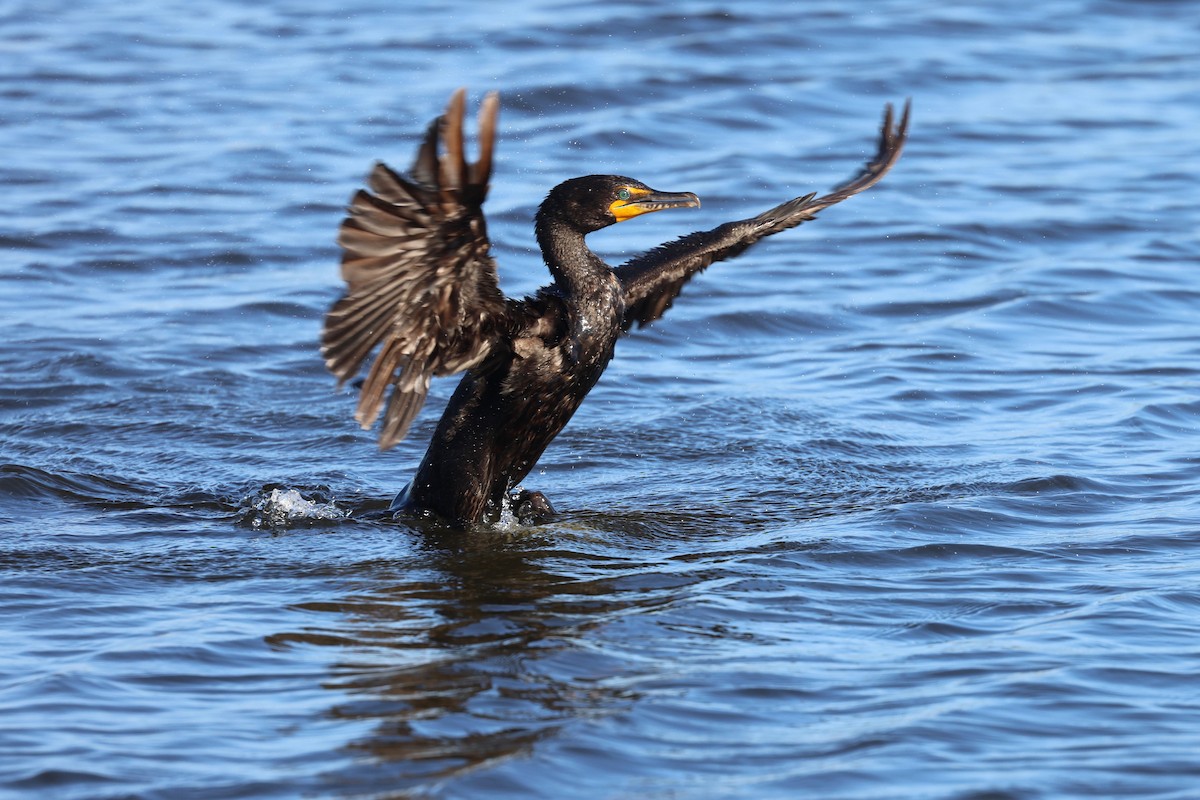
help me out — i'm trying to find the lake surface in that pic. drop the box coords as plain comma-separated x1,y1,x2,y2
2,1,1199,798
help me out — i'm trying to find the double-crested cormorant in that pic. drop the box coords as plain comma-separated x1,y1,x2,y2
323,89,909,526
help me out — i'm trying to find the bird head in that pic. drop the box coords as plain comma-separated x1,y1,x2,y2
540,175,700,233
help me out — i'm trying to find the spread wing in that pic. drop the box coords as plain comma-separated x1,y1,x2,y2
616,100,911,329
322,89,509,450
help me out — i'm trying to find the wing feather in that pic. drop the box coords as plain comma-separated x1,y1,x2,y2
616,100,910,329
322,89,509,449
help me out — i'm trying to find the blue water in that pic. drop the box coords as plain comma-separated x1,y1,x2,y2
3,1,1200,798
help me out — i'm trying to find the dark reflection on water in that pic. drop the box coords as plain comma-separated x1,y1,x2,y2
295,533,641,789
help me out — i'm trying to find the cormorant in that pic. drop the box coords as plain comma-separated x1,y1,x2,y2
323,89,909,526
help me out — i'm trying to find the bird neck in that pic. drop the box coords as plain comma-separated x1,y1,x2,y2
534,212,611,296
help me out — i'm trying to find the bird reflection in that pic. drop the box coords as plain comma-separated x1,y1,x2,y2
271,524,667,791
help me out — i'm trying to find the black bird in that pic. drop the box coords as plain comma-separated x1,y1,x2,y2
323,89,909,526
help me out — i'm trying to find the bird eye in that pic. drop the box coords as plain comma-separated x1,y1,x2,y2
616,188,631,201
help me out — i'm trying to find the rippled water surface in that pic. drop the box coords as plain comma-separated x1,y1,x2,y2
3,1,1200,798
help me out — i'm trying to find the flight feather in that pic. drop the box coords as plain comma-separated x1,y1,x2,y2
616,100,911,329
322,89,508,449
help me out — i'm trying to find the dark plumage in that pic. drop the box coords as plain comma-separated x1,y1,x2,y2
323,88,910,526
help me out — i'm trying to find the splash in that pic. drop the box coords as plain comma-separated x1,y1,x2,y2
240,487,346,529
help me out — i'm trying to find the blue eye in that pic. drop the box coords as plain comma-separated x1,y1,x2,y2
617,188,631,201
